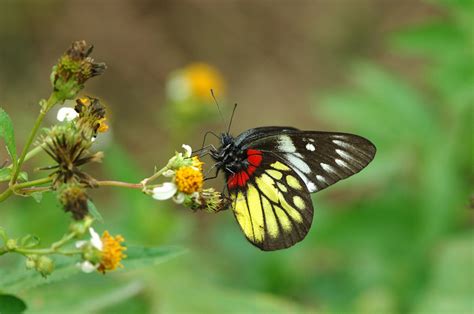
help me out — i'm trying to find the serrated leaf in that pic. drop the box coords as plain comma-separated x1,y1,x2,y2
87,200,103,223
0,294,27,313
0,107,17,168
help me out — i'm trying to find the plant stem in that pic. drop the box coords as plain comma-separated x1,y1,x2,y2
10,93,58,185
96,180,143,189
140,166,168,186
0,177,52,202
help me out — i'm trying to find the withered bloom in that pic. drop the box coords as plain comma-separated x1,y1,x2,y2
58,184,89,220
51,40,106,100
43,125,103,187
74,96,108,138
185,188,230,213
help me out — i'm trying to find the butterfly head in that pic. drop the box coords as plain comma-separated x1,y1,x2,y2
209,132,247,174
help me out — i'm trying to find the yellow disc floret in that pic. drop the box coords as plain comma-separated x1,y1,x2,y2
175,165,203,194
97,117,109,133
98,231,127,273
191,156,204,171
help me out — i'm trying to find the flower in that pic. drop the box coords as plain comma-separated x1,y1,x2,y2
57,107,79,122
97,231,126,273
152,182,178,200
149,144,204,203
74,96,109,138
184,63,225,101
175,166,203,194
166,63,225,102
51,40,106,100
42,125,102,187
77,228,126,274
184,188,230,213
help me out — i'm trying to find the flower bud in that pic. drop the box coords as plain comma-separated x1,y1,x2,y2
36,256,55,277
58,184,89,220
25,255,38,269
6,239,18,250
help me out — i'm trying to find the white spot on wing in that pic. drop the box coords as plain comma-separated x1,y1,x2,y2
336,149,353,161
316,175,327,184
320,163,336,173
278,135,296,153
285,154,311,174
335,158,350,168
308,138,315,142
307,182,317,192
305,143,315,151
332,140,352,149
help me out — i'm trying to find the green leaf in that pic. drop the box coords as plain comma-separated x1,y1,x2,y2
123,246,186,270
0,168,11,182
0,107,17,168
30,191,44,203
0,246,184,293
17,172,28,182
87,200,103,223
0,294,27,313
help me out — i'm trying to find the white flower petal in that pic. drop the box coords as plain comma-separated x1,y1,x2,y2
173,192,185,204
89,227,103,251
78,261,98,273
75,240,87,248
166,75,191,102
152,182,178,200
182,144,192,157
57,107,78,122
163,169,175,177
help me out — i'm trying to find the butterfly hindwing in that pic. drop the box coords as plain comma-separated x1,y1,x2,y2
228,153,313,250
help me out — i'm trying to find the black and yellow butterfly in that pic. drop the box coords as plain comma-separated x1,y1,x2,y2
207,126,376,251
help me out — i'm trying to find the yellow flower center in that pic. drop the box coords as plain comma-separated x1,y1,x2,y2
184,63,225,101
175,165,203,194
191,156,204,171
98,231,126,273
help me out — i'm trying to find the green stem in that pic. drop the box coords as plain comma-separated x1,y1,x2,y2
10,93,58,185
6,144,45,170
141,166,168,186
0,177,52,202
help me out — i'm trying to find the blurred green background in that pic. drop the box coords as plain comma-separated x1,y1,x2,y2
0,0,472,313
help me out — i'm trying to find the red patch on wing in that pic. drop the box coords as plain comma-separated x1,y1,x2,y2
227,149,263,189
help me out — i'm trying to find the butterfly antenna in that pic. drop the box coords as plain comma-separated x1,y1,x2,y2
210,89,226,126
227,103,238,133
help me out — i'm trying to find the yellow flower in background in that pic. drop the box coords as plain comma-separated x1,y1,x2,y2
77,228,127,274
184,63,225,101
97,231,127,273
166,63,225,103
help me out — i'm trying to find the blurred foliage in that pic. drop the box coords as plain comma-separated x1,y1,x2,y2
0,0,472,313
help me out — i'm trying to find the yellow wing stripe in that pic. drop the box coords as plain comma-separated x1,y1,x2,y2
262,196,279,239
233,192,254,242
247,184,265,243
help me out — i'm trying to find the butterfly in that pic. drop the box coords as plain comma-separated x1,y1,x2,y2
204,125,376,251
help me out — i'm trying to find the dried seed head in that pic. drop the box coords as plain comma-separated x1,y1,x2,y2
58,184,89,220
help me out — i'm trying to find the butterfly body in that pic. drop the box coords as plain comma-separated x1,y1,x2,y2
208,126,376,251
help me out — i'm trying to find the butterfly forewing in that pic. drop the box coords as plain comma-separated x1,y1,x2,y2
240,131,376,192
